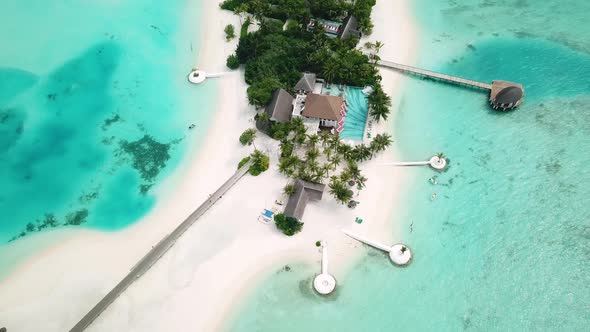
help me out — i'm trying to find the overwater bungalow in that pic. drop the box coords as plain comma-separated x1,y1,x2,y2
490,84,524,111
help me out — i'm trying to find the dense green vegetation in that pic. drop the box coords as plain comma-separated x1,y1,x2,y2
283,182,296,196
226,54,240,69
268,117,391,204
238,150,270,176
223,0,393,206
221,0,385,112
239,128,257,146
224,24,236,41
220,0,376,33
274,213,304,236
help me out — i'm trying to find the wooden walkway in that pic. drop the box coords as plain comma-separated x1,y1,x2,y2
376,60,493,90
69,159,254,332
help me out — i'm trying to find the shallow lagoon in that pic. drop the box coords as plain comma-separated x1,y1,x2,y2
0,1,212,244
228,1,590,330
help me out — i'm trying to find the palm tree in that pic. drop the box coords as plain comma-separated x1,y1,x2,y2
329,178,354,204
319,131,331,147
279,156,300,177
321,163,332,178
368,87,392,122
322,59,339,83
256,111,269,122
307,159,321,176
359,145,372,161
239,128,257,149
356,174,367,189
339,169,352,183
337,143,353,161
346,161,361,181
329,155,341,170
290,116,305,130
374,41,384,54
305,147,320,162
437,152,445,159
283,183,296,197
279,140,294,158
307,134,320,148
278,159,291,176
370,133,393,154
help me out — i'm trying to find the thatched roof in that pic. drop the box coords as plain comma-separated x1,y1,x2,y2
338,15,361,39
265,89,294,123
284,180,325,221
295,72,316,92
302,93,344,121
493,86,523,106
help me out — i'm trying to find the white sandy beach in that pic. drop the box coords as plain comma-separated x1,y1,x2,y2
0,1,417,331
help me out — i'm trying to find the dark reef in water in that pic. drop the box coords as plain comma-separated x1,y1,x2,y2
8,208,89,242
119,134,171,182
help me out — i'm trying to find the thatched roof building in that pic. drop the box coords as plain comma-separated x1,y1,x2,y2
284,180,325,220
265,89,294,123
295,73,317,93
337,15,361,39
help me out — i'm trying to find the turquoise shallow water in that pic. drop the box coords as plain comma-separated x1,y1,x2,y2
0,1,213,253
228,1,590,331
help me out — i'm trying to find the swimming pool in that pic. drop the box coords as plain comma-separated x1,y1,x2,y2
340,87,369,141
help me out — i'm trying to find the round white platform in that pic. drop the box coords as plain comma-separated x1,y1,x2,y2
429,156,447,170
313,273,336,295
389,244,412,266
188,70,206,84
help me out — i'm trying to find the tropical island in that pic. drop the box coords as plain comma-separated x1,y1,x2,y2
221,0,395,235
0,1,420,330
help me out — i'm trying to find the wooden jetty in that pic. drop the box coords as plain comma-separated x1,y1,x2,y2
69,159,254,332
376,60,524,110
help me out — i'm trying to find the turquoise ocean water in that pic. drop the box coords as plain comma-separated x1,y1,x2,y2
228,1,590,331
0,0,213,269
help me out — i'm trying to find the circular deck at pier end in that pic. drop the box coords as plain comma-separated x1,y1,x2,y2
429,156,447,170
492,86,523,110
489,81,525,111
313,273,336,295
188,70,206,84
389,244,412,266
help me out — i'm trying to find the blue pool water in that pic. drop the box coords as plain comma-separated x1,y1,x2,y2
340,87,369,141
228,1,590,331
0,0,214,271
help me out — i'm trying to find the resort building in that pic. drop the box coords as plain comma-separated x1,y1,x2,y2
264,72,371,141
297,93,345,128
294,72,317,93
284,180,326,221
306,15,361,40
489,82,525,111
265,88,294,123
337,15,361,40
